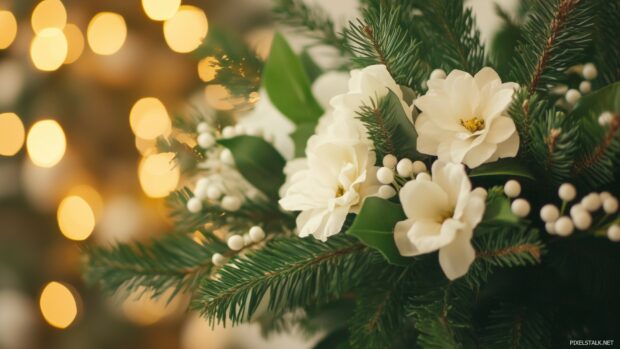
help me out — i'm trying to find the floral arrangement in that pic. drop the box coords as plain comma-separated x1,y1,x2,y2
84,0,620,347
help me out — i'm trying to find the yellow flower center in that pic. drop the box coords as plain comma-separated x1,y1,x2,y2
336,186,344,197
460,117,485,133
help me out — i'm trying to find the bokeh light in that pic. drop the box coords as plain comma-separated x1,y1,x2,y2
129,97,171,140
26,119,66,168
138,152,180,198
142,0,181,21
204,84,234,110
197,56,220,82
67,185,103,218
163,5,208,53
31,0,67,34
0,113,25,156
0,11,18,49
30,28,68,71
87,12,127,55
63,24,85,64
39,282,78,329
122,287,184,326
57,195,96,241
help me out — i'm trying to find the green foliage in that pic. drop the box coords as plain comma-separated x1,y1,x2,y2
273,0,350,53
290,122,316,158
481,187,520,225
488,4,524,79
480,303,550,349
357,90,421,163
193,235,371,325
299,50,323,82
346,197,409,266
263,33,324,124
510,0,596,95
469,158,535,181
217,136,286,200
83,230,225,299
591,0,620,87
344,4,429,92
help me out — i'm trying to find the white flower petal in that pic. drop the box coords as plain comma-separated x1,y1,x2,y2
492,131,520,160
394,219,419,256
407,219,448,253
431,161,471,211
481,88,514,120
312,71,350,109
461,195,486,229
485,116,517,144
474,67,501,89
438,228,475,280
449,73,479,118
463,142,497,168
399,180,449,221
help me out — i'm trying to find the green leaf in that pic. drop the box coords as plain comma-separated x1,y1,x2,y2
217,136,286,200
290,122,316,158
346,197,410,266
482,188,519,225
570,81,620,119
299,50,323,82
263,32,324,124
469,158,535,181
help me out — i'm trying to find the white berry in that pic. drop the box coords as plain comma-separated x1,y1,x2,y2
545,222,556,235
578,80,591,94
378,185,397,199
211,253,226,266
382,154,397,169
227,235,244,251
600,191,612,201
608,225,620,242
197,133,215,148
540,204,560,223
598,111,613,126
197,122,209,133
565,89,581,105
558,183,577,201
186,197,203,213
581,193,602,212
234,124,246,135
219,149,235,165
207,186,222,200
603,197,619,214
221,196,242,211
221,126,236,138
555,217,574,237
416,172,431,182
249,226,265,242
243,233,252,246
582,63,598,80
377,167,395,184
396,158,413,177
569,203,585,219
412,161,427,174
572,211,592,230
472,187,488,200
511,198,530,217
430,68,446,80
504,180,521,198
194,179,209,199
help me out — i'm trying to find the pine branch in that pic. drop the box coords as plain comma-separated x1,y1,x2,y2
82,230,226,300
591,0,620,86
573,113,620,188
511,0,595,96
192,235,371,325
344,4,429,92
273,0,350,53
356,90,422,163
480,303,551,349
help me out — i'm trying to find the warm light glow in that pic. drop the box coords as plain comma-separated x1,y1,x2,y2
135,136,156,156
30,28,68,71
129,97,171,140
0,11,18,49
142,0,181,21
163,5,208,53
0,113,25,156
31,0,67,34
57,195,96,241
122,287,183,326
63,24,84,64
138,152,180,198
197,56,219,82
39,282,78,329
204,84,234,110
68,185,103,217
87,12,127,55
26,119,66,168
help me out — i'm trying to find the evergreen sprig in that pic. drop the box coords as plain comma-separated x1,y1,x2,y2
480,303,551,349
510,0,595,95
573,114,620,189
193,235,371,325
83,230,225,299
344,4,428,92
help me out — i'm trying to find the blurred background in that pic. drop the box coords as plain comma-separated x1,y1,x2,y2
0,0,516,348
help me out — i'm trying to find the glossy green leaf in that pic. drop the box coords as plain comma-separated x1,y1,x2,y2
482,188,519,225
263,32,324,124
346,197,410,266
571,81,620,119
217,136,286,200
469,158,535,181
290,122,316,158
299,50,323,83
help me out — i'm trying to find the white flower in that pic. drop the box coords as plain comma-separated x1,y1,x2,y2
394,160,486,280
414,67,519,168
279,116,380,241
